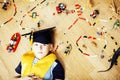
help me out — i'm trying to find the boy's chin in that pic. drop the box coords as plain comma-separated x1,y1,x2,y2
35,55,45,59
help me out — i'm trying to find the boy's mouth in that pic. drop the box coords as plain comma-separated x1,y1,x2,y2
38,52,42,54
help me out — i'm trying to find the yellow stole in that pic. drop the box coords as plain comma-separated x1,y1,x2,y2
21,51,57,78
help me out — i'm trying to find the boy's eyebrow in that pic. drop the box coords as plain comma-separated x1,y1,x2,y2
34,43,39,45
43,44,47,46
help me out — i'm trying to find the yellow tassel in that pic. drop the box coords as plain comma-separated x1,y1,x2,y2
30,32,33,46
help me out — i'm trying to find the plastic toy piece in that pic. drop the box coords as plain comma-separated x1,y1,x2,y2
75,4,81,9
40,0,46,4
90,10,99,19
13,3,17,16
6,32,21,53
2,0,11,10
59,3,66,10
56,3,66,14
112,19,120,29
56,6,62,14
64,44,72,55
89,0,94,7
32,12,37,18
29,12,39,19
98,47,120,72
4,17,13,25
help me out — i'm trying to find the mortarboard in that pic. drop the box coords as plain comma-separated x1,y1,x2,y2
30,27,55,45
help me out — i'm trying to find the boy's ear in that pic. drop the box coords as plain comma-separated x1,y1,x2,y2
50,44,53,51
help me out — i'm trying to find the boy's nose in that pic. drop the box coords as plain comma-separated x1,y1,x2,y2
40,45,42,49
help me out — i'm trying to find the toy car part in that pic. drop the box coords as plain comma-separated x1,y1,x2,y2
6,32,21,53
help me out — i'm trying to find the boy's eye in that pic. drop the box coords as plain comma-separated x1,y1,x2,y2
34,44,38,46
43,44,47,46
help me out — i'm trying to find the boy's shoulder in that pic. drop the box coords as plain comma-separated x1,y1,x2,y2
53,60,65,79
54,60,64,69
55,60,61,64
23,51,34,55
22,51,35,58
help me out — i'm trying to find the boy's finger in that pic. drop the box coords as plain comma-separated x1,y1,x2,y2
32,76,42,80
28,74,35,77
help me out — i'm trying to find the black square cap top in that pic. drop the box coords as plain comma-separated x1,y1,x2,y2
31,27,55,44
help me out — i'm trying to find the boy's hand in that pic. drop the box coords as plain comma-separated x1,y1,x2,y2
18,74,42,80
18,76,32,80
32,76,42,80
28,74,42,80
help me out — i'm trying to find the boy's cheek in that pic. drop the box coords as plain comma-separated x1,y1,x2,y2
32,47,40,51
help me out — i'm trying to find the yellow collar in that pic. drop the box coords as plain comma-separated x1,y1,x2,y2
21,51,57,78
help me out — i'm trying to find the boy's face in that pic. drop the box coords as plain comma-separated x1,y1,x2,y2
32,42,53,59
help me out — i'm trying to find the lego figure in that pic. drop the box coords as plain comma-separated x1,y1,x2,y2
2,0,11,10
15,27,65,80
112,19,120,29
56,3,66,14
90,10,99,19
29,12,39,19
64,44,72,55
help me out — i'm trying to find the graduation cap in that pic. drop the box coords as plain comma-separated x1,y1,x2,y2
29,27,55,45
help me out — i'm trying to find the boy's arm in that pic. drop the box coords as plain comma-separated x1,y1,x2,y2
15,62,22,74
55,79,64,80
14,62,22,79
15,62,42,80
53,60,65,80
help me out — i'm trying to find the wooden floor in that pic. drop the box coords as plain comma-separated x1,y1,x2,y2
0,0,120,80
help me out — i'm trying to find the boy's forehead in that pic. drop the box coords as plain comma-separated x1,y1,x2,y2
33,42,45,45
33,42,52,45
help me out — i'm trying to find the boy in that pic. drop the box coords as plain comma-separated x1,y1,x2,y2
15,27,65,80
